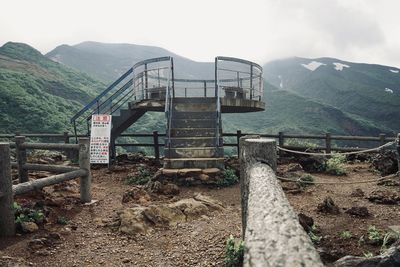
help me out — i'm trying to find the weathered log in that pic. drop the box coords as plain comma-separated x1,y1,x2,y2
78,138,91,203
22,163,79,173
0,143,16,236
20,143,79,150
240,137,323,267
12,169,87,195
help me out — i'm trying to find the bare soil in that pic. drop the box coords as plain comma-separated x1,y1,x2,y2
1,157,399,266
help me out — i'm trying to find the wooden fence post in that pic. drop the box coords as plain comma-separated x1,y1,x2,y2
153,131,160,161
237,130,242,156
278,132,284,157
78,138,91,203
325,132,332,154
15,136,28,183
0,143,16,236
379,133,386,151
397,133,400,176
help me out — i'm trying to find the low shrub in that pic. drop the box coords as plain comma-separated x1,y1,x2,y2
216,168,239,187
325,154,347,175
224,235,244,267
126,167,152,185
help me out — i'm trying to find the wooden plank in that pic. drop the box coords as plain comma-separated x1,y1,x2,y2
13,169,87,195
21,143,79,150
22,163,79,173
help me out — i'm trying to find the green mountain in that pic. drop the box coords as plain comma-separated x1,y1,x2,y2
0,42,105,133
46,41,214,82
263,57,400,134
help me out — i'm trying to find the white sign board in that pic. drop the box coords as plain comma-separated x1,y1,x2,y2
90,114,112,164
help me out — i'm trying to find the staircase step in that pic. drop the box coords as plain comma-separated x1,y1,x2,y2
173,97,217,104
164,147,223,158
170,128,219,137
173,103,216,112
172,111,216,120
166,137,223,148
171,119,216,128
163,158,224,169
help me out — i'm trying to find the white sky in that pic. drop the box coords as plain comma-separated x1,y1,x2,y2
1,0,400,67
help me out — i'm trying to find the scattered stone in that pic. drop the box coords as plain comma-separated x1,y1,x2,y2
345,206,370,217
21,222,39,233
298,213,314,232
350,188,365,197
198,174,210,182
371,150,398,175
317,196,340,214
297,156,326,172
0,255,32,267
367,190,400,205
122,186,151,204
280,181,303,194
161,183,180,195
122,258,131,264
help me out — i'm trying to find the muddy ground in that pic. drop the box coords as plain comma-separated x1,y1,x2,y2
1,155,399,266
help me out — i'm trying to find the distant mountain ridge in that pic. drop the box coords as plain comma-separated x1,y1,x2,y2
0,41,396,138
46,41,214,82
263,57,400,133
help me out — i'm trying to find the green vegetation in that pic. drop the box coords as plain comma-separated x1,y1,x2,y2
15,209,44,224
381,231,400,253
224,235,244,267
325,154,347,175
216,168,239,187
297,174,315,188
367,225,382,242
308,225,321,244
56,216,69,225
363,251,374,258
125,167,152,185
0,42,104,134
340,231,352,239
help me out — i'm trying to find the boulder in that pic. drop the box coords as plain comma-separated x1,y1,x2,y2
143,205,185,227
20,221,39,233
317,196,340,214
170,198,208,220
371,150,398,176
193,193,224,211
367,190,400,205
345,206,370,217
298,213,314,232
118,207,148,235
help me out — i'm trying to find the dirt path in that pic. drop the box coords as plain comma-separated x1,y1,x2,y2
1,165,241,267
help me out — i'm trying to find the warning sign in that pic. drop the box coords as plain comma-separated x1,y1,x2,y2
90,114,112,164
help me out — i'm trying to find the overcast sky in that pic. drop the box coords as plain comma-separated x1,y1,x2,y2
1,0,399,67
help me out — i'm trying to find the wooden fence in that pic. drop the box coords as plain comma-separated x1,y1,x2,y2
0,131,397,160
0,137,92,237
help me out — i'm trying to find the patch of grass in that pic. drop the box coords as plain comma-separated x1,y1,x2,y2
297,174,315,188
216,168,239,187
340,231,352,239
363,251,374,258
367,225,381,242
15,209,44,224
308,224,321,244
381,230,400,253
325,154,347,175
125,167,152,185
224,235,244,267
56,216,68,225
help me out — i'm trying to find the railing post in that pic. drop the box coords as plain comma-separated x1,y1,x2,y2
15,136,28,183
78,138,91,203
379,133,386,150
236,130,242,156
203,81,207,97
325,132,332,154
278,131,284,157
0,143,16,236
397,133,400,176
153,131,160,161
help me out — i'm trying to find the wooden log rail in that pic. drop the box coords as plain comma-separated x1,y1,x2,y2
0,131,397,158
0,138,92,237
239,136,323,267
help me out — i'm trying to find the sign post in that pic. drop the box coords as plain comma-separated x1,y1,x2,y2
90,114,112,164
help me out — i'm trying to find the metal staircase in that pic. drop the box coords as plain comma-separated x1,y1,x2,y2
71,56,264,169
163,97,224,169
